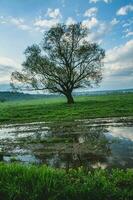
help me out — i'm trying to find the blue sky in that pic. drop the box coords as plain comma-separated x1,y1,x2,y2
0,0,133,91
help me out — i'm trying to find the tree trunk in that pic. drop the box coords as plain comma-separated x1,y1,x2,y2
66,92,74,104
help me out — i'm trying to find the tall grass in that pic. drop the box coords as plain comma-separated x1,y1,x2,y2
0,163,133,200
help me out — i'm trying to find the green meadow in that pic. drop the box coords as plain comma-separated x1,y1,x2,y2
0,93,133,200
0,93,133,124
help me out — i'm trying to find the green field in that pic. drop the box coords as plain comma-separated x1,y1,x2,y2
0,163,133,200
0,95,133,199
0,93,133,124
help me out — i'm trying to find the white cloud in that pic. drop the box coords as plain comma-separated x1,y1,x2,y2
122,18,133,38
84,7,98,17
82,17,98,29
123,23,130,28
66,17,76,26
0,65,14,83
10,17,24,25
0,57,21,83
0,57,20,68
85,22,105,43
46,8,62,19
85,18,118,43
104,0,111,2
89,0,112,3
34,8,62,30
117,4,133,16
105,40,133,64
122,18,133,27
34,18,60,28
89,0,99,2
0,16,31,31
125,31,133,38
111,18,119,25
104,40,133,77
0,16,7,24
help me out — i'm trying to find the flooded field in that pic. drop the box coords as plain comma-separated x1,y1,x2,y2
0,117,133,169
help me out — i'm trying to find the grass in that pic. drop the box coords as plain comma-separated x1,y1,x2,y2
0,163,133,200
0,93,133,124
0,95,133,199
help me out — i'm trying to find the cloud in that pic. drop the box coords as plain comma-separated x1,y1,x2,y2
122,18,133,27
111,18,119,25
85,18,118,43
34,8,62,30
122,18,133,38
117,4,133,16
66,17,76,26
0,16,31,31
123,28,133,38
0,16,7,24
85,22,106,43
34,18,60,28
100,40,133,90
0,57,19,68
89,0,112,3
46,8,62,19
0,57,21,83
125,31,133,37
82,17,98,29
84,7,98,17
10,17,31,30
104,40,133,77
0,64,15,77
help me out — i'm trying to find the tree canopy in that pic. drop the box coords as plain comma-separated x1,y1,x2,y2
11,23,105,103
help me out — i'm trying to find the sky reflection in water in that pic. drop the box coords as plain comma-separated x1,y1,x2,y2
0,118,133,169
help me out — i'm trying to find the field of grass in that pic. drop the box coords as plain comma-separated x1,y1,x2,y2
0,163,133,200
0,95,133,199
0,93,133,124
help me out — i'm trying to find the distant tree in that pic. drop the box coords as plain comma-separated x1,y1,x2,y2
11,23,105,104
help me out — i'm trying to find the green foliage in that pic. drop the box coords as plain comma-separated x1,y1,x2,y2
0,163,133,200
0,93,133,124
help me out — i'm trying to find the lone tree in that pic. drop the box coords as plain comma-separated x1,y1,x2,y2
11,23,105,104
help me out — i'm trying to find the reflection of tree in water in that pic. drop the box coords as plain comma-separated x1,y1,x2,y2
2,121,133,168
34,122,112,169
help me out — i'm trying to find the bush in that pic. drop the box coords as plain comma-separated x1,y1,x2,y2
0,163,133,200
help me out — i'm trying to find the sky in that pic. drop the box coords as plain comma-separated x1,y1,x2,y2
0,0,133,91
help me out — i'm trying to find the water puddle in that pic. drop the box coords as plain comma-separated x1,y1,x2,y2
0,117,133,169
